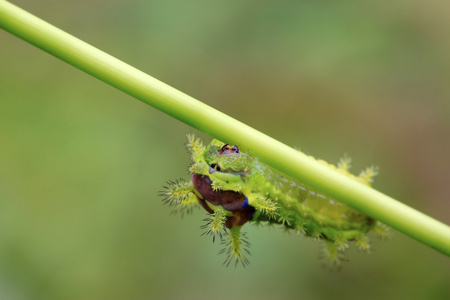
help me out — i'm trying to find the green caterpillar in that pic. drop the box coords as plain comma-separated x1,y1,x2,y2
161,135,388,268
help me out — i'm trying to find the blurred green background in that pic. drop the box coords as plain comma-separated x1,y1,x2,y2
1,0,449,299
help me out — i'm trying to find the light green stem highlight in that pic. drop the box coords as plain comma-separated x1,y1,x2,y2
1,0,449,256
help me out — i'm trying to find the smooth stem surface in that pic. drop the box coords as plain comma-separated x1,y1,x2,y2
1,0,449,256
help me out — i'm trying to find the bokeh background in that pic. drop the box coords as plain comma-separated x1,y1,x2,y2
1,0,449,299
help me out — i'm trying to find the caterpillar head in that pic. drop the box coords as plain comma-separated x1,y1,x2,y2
205,140,252,175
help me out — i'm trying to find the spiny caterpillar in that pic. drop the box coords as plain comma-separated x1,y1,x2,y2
161,135,388,268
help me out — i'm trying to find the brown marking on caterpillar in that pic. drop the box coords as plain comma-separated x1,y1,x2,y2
219,144,239,154
191,174,255,228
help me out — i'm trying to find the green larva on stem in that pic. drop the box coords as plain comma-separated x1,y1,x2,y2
161,135,389,268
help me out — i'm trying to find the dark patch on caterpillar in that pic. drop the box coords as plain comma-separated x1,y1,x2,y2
191,174,255,227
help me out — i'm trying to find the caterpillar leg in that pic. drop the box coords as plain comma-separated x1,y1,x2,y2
372,221,391,239
321,240,346,270
201,208,228,242
219,226,251,267
355,234,371,252
359,166,379,185
160,179,199,215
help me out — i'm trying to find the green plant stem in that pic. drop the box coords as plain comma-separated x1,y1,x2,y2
1,0,449,256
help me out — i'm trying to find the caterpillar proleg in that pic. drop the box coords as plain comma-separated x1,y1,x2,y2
161,135,388,268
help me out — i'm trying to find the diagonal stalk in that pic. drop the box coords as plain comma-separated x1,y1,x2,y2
1,0,449,256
